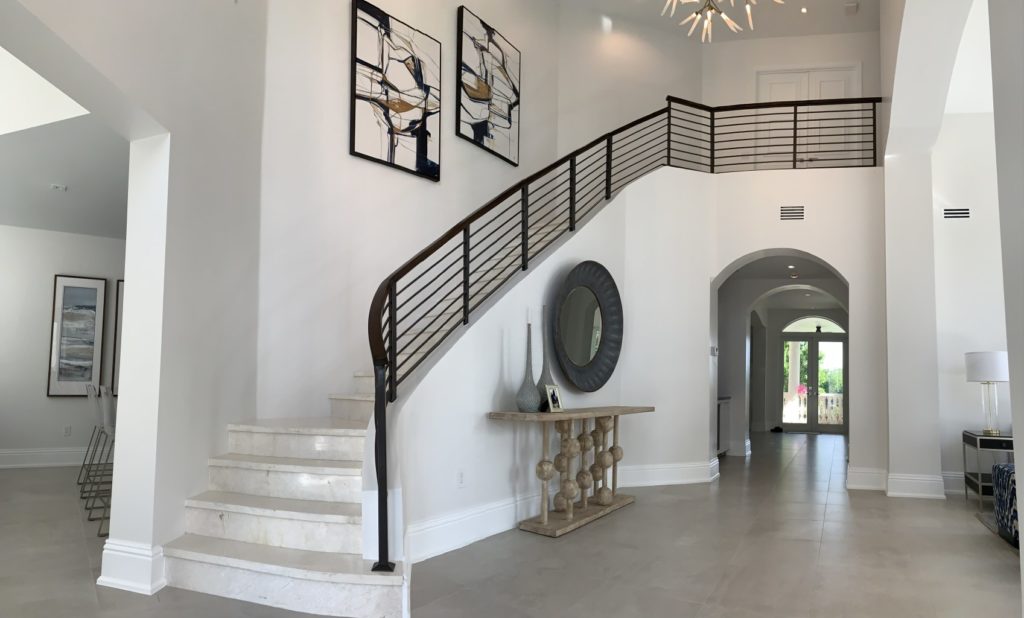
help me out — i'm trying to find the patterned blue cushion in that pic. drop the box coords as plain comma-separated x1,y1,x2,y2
993,463,1018,548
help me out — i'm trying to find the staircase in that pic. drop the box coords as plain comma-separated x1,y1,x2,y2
163,373,403,617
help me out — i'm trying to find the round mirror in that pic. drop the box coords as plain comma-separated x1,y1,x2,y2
553,261,623,392
560,287,603,366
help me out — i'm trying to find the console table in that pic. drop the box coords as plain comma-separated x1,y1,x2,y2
488,406,654,537
963,430,1014,510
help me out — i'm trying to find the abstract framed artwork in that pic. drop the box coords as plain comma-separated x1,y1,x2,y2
456,6,522,166
351,0,442,181
47,275,106,397
112,279,124,396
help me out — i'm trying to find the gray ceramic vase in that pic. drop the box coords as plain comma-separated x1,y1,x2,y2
516,323,542,413
536,306,555,412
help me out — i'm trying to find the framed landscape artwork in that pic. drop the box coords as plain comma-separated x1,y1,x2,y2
351,0,442,181
456,6,522,166
112,279,124,396
48,275,106,397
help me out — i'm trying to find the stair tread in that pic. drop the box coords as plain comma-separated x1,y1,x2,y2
327,393,374,402
165,534,402,585
209,453,362,474
186,491,361,522
228,417,367,436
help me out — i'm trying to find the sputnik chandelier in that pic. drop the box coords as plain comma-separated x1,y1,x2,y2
661,0,785,42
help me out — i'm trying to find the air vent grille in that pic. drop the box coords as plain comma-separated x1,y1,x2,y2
780,205,805,221
943,208,970,219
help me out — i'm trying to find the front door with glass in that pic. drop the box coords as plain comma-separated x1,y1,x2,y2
781,336,847,433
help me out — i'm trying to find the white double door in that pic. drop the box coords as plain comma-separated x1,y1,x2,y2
755,66,863,167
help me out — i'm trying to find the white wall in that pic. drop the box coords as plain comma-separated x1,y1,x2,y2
258,0,563,420
713,168,888,488
393,167,715,562
555,5,702,154
12,0,268,592
932,112,1008,493
0,225,124,467
701,31,881,106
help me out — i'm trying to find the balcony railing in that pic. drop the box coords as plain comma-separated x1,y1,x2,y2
366,94,880,571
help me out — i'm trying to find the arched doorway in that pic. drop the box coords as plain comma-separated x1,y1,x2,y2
712,249,849,458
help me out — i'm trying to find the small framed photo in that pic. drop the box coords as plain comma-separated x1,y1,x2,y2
544,384,563,412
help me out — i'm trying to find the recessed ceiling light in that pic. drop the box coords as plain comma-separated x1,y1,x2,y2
801,7,808,14
787,265,796,269
804,293,812,297
789,273,799,279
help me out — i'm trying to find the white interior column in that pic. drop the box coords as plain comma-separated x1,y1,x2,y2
882,0,972,499
987,0,1024,605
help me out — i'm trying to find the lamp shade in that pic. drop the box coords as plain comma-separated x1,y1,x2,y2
965,351,1009,382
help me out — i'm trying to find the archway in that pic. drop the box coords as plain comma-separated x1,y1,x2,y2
711,249,849,459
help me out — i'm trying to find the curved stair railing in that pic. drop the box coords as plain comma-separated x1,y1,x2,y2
366,94,881,571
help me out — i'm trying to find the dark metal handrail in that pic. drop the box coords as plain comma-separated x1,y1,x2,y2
366,94,881,572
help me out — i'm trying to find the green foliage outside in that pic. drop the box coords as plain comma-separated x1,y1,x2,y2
782,342,844,394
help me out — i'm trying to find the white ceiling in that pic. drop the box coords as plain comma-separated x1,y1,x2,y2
564,0,880,41
759,287,843,310
0,44,87,136
728,255,836,280
0,114,129,238
945,0,993,115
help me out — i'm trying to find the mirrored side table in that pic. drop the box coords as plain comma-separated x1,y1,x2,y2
963,430,1014,510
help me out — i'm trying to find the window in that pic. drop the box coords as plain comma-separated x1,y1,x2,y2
783,317,845,334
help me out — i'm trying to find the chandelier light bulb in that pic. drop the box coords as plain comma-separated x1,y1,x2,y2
666,0,781,41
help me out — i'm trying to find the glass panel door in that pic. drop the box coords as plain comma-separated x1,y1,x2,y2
782,340,810,426
782,337,847,433
816,340,845,431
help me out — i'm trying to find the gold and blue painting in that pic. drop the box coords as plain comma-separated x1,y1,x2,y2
456,6,521,166
48,275,105,396
351,0,442,181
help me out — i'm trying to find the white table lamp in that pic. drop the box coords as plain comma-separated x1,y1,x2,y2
965,351,1009,436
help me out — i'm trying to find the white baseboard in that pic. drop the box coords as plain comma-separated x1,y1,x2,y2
404,460,719,565
0,447,87,469
407,491,538,564
724,438,752,457
362,488,405,563
618,460,720,487
846,466,887,491
886,473,946,499
96,538,166,595
942,471,965,495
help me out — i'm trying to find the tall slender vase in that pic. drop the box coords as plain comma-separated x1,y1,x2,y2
516,323,542,412
536,306,554,412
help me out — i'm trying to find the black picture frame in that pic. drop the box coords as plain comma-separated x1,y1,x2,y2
112,279,124,396
553,261,623,392
455,6,522,166
47,274,106,397
350,0,442,182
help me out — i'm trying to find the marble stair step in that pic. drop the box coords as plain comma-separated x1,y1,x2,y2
185,491,362,553
353,371,374,396
329,394,374,423
228,417,366,461
164,534,403,618
208,453,362,503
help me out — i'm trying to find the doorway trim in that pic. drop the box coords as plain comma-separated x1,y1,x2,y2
780,331,850,435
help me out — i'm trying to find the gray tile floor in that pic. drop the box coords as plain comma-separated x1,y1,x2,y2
411,433,1023,617
2,433,1020,617
0,465,317,617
